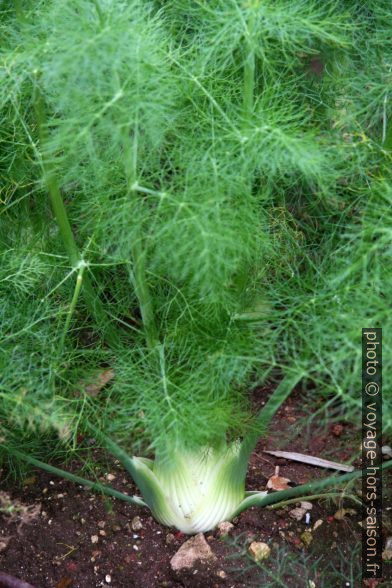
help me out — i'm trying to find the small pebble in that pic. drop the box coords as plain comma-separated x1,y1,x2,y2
166,533,175,545
382,445,392,458
217,570,227,578
91,535,99,544
248,542,271,562
105,575,111,583
313,519,323,531
289,507,306,521
131,516,143,531
216,521,234,537
300,501,313,511
382,536,392,560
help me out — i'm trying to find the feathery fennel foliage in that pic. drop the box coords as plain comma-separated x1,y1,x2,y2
1,0,391,531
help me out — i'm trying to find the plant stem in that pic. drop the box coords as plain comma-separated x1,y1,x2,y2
58,261,86,354
266,492,362,509
234,460,392,516
13,0,26,23
243,11,256,124
128,238,158,349
33,84,118,347
383,121,392,151
122,126,159,350
34,89,79,267
239,370,304,466
7,447,147,507
243,49,255,123
92,0,105,27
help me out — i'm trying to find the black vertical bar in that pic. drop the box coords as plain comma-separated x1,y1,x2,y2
362,328,382,580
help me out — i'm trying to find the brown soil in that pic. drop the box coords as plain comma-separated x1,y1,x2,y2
1,387,391,588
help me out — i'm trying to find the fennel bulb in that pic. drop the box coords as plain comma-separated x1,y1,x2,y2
130,444,266,534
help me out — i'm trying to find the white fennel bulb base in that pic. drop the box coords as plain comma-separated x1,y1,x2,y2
129,443,267,534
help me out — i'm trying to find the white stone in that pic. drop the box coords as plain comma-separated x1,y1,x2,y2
300,501,313,511
170,533,216,571
131,516,143,531
217,570,227,578
216,521,234,537
313,519,323,532
289,507,306,521
382,445,392,458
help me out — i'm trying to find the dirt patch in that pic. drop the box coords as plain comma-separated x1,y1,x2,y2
1,387,391,587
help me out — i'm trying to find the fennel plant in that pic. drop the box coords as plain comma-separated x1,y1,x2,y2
1,0,391,533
